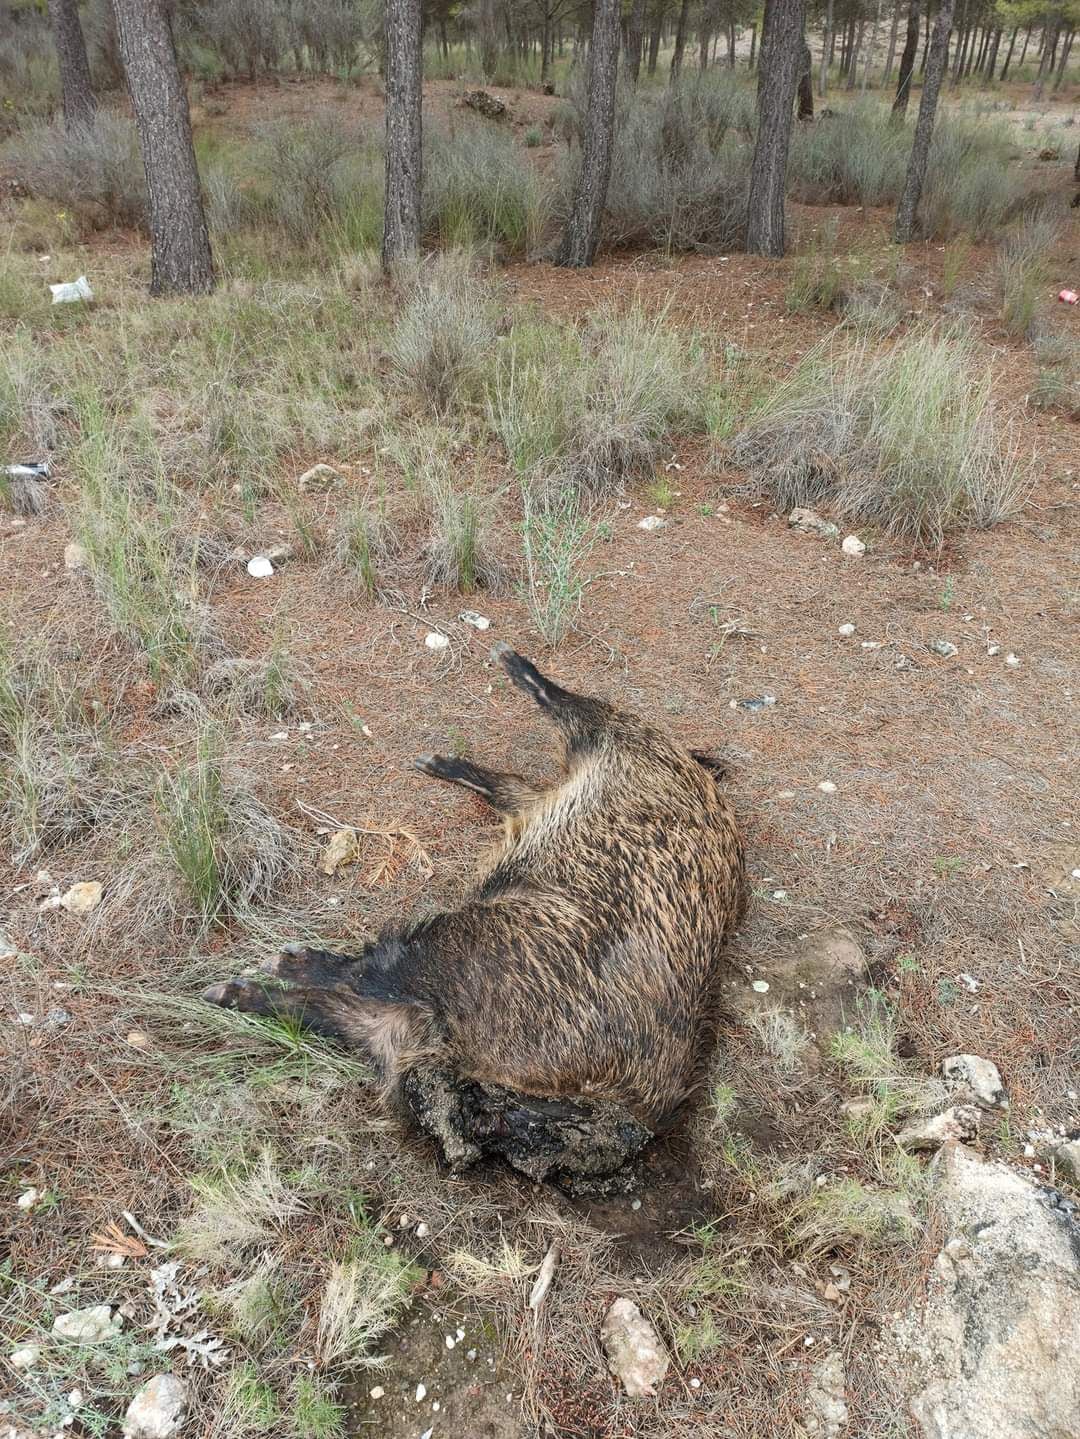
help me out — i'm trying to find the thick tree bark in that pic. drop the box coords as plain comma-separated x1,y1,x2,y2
111,0,213,295
478,0,499,78
984,28,1002,81
382,0,422,268
48,0,96,132
884,0,902,81
746,0,805,257
627,0,647,80
895,0,954,243
846,16,865,87
892,0,921,118
797,39,814,116
750,21,758,67
820,0,834,92
670,0,691,78
556,0,619,268
1018,26,1031,67
647,9,662,72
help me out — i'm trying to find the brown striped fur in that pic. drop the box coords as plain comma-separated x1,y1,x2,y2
204,645,746,1132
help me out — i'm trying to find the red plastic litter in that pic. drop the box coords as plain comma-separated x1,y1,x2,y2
1059,289,1079,304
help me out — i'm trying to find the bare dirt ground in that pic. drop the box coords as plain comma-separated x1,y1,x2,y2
3,74,1079,1439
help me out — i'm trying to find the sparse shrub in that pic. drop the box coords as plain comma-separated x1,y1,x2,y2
201,647,301,718
785,219,847,314
424,476,502,592
1030,333,1079,418
387,252,503,412
290,1375,346,1439
839,278,905,337
746,1007,808,1073
178,1147,309,1262
727,325,1029,547
335,502,400,595
252,116,367,240
6,111,146,231
190,0,287,79
995,210,1060,338
524,125,543,147
521,487,595,646
156,725,294,925
788,103,908,206
314,1229,418,1366
491,303,712,492
424,123,548,254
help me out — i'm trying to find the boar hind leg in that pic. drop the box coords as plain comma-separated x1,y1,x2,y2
412,754,542,816
491,643,608,756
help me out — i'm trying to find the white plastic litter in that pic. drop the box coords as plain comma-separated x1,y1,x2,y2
246,556,274,579
50,275,93,304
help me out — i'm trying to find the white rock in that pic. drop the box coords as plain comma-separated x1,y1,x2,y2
1051,1139,1080,1186
804,1351,849,1437
246,555,274,579
424,632,450,651
600,1297,670,1398
297,463,341,491
838,623,856,636
50,275,93,304
841,534,866,557
369,1386,384,1400
817,781,838,794
789,507,840,539
53,1305,122,1344
930,640,958,658
1005,652,1021,668
68,1390,83,1409
64,542,88,572
637,515,667,531
751,980,770,993
459,610,490,630
941,1054,1009,1111
16,1187,40,1210
9,1345,40,1370
122,1374,189,1439
897,1105,981,1153
60,881,103,916
126,1030,151,1049
415,1383,427,1402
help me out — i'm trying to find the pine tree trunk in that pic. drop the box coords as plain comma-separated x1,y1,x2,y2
984,28,1002,81
1033,18,1059,99
700,24,711,69
820,0,833,92
1018,26,1031,66
895,0,954,243
670,0,691,78
382,0,422,268
862,0,884,89
746,0,805,257
479,0,498,77
884,0,901,80
48,0,96,132
846,17,865,87
111,0,213,295
627,0,646,80
750,22,758,67
1053,27,1073,89
999,27,1017,79
556,0,619,268
920,7,931,73
797,39,814,115
728,21,736,66
892,0,920,117
647,10,662,73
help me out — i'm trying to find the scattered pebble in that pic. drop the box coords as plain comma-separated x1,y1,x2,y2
690,1376,702,1389
52,1305,122,1344
1005,652,1021,668
838,623,856,636
16,1187,40,1210
789,507,839,539
751,979,770,993
1024,1142,1036,1158
630,1198,642,1211
68,1389,83,1409
930,640,958,658
297,463,341,491
64,542,88,572
841,535,866,557
122,1373,189,1439
987,643,1001,656
942,1054,1009,1111
61,880,103,916
466,1349,477,1361
369,1386,384,1400
638,515,667,531
729,694,776,713
601,1298,670,1398
415,1222,429,1238
957,973,979,994
424,631,450,651
9,1344,40,1370
459,610,490,630
246,555,274,579
415,1383,427,1402
777,789,796,799
817,781,838,794
445,1334,456,1349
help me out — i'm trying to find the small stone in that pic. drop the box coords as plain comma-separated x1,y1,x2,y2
64,542,88,572
369,1386,385,1400
1023,1142,1036,1158
126,1030,151,1049
297,463,341,491
1052,1139,1080,1185
638,515,667,531
10,1344,40,1370
751,979,770,993
897,1105,981,1152
53,1305,122,1344
689,1376,702,1389
841,1098,876,1122
600,1297,670,1398
459,610,490,630
467,1349,477,1360
60,881,103,916
930,640,958,658
424,631,450,651
320,829,358,877
838,623,856,636
1004,652,1021,668
16,1187,40,1210
987,643,1001,656
445,1335,455,1349
122,1374,189,1439
841,535,866,557
246,555,274,578
941,1054,1008,1111
68,1389,83,1409
415,1383,427,1402
789,507,840,539
265,542,293,564
415,1222,429,1238
631,1198,642,1210
817,781,838,794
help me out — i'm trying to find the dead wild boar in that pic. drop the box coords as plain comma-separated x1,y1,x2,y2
204,644,746,1191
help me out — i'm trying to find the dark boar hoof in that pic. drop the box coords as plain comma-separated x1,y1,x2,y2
202,975,278,1011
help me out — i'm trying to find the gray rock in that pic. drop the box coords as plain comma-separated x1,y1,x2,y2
789,507,840,539
942,1054,1009,1110
804,1350,849,1437
52,1305,122,1344
1049,1139,1080,1189
122,1374,189,1438
296,463,341,491
898,1105,980,1152
891,1144,1080,1439
929,639,958,658
64,542,88,572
